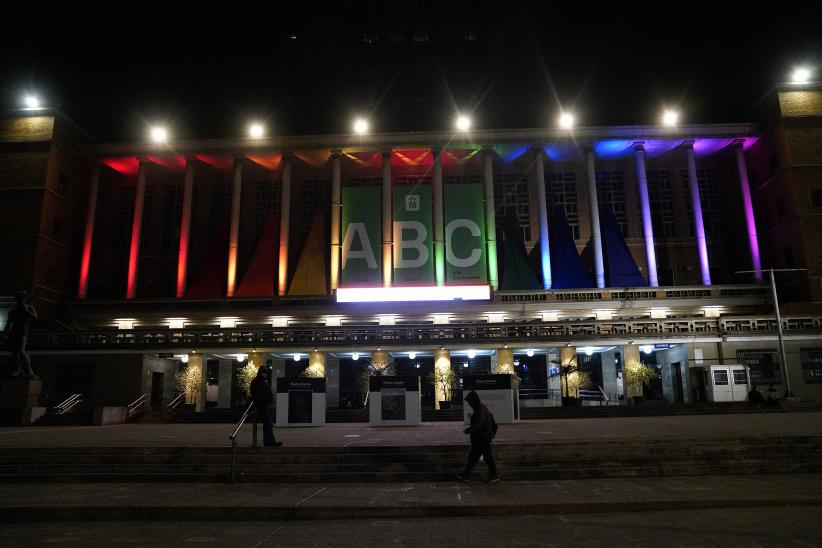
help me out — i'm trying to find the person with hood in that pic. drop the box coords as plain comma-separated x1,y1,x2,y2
456,390,499,483
249,367,282,447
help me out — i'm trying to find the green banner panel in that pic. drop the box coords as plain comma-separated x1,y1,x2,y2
341,186,381,286
444,183,487,284
393,185,434,285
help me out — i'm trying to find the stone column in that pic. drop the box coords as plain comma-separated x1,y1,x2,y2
533,147,552,289
734,141,763,282
77,164,101,299
382,149,393,287
493,347,515,374
684,142,711,285
218,360,233,408
482,149,499,289
330,150,343,292
433,348,451,410
226,155,244,297
126,158,149,299
278,154,293,296
634,143,659,287
585,147,605,288
599,349,618,398
326,356,340,407
176,157,195,297
432,147,446,286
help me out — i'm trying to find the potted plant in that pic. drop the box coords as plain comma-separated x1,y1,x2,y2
427,367,458,410
175,364,204,411
623,360,657,404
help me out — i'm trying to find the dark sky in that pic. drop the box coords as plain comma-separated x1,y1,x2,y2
2,2,820,142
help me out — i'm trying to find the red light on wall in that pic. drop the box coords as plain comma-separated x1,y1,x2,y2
101,157,140,175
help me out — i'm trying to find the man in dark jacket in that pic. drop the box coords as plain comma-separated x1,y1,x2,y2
249,367,282,447
457,390,499,483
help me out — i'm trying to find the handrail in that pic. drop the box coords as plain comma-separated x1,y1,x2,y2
362,390,370,408
167,391,185,413
54,393,83,415
598,386,610,402
127,394,147,418
229,400,256,484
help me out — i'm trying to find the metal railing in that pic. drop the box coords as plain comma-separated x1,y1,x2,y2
54,394,83,415
229,400,257,484
167,391,185,414
127,394,147,420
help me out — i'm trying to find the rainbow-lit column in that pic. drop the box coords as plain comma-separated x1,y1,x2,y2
226,155,244,297
585,146,605,288
382,149,393,287
733,140,763,282
329,150,342,292
684,142,711,286
532,146,552,289
432,147,445,286
176,157,195,298
278,153,293,296
126,158,149,299
482,148,499,290
634,143,658,287
77,164,100,299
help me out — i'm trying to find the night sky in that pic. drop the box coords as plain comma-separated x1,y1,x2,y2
2,3,820,142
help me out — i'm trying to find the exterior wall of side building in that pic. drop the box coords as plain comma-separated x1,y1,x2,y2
2,85,822,411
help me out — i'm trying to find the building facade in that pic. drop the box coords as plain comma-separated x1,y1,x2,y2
2,85,822,413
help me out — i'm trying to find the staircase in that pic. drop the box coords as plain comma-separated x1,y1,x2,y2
2,436,820,483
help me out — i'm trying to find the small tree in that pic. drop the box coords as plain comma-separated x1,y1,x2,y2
357,360,391,397
623,360,657,399
235,363,258,398
427,367,459,404
549,360,592,398
175,365,204,406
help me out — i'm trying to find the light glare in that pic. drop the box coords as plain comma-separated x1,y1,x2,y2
408,352,416,360
526,349,534,357
353,118,369,135
248,123,265,139
293,353,301,362
467,350,476,359
456,115,471,131
150,126,168,143
662,110,679,127
791,67,811,84
352,352,360,361
558,112,574,129
24,96,40,109
336,285,490,303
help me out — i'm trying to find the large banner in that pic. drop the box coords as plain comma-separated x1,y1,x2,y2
393,185,434,286
444,183,487,284
341,187,381,286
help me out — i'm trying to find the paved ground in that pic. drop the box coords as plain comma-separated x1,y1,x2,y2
2,412,821,448
2,475,821,522
2,506,821,547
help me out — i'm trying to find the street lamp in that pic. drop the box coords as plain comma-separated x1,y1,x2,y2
150,126,168,144
353,118,369,135
558,112,575,129
662,109,679,127
248,123,265,139
24,95,41,109
455,115,471,132
790,67,811,84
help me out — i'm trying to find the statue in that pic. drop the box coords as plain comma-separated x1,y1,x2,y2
5,291,38,378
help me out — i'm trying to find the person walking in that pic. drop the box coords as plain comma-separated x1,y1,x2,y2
456,390,499,483
249,367,282,447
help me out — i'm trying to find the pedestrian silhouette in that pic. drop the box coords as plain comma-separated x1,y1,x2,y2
5,291,38,378
456,390,499,483
249,368,282,447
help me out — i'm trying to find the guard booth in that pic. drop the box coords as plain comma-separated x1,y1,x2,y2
462,374,520,424
701,364,750,402
368,375,421,426
275,378,326,426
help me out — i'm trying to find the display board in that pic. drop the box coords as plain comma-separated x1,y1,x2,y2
275,378,326,426
462,374,520,424
368,375,421,426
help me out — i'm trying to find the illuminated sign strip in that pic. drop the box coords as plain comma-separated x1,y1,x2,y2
337,285,490,303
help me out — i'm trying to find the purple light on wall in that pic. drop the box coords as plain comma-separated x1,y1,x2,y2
735,143,763,281
685,145,711,286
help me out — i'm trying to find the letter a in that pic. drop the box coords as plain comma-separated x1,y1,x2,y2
342,223,377,269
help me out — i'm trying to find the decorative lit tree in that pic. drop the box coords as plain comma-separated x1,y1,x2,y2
623,360,657,401
175,365,204,406
357,360,391,397
235,363,258,397
426,367,459,408
549,356,592,401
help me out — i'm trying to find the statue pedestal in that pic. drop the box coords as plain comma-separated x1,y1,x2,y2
0,377,45,425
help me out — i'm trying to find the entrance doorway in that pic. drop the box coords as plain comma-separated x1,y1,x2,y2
150,372,164,411
672,362,685,403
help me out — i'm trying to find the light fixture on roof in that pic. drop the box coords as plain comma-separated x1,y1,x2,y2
467,349,476,359
408,351,416,360
352,352,360,361
641,345,654,355
661,109,679,127
24,95,41,109
150,126,168,143
558,112,575,129
583,347,594,356
791,66,812,84
293,353,301,362
353,118,369,135
455,114,471,132
181,355,189,364
248,122,265,139
526,349,534,357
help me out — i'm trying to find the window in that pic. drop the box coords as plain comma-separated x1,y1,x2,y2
732,368,748,385
812,190,822,208
801,349,822,384
161,183,182,255
736,349,782,384
547,172,580,239
298,179,330,236
683,168,726,238
596,171,628,237
494,173,531,242
117,186,136,253
647,170,676,238
207,182,230,231
713,370,729,386
254,180,282,241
